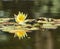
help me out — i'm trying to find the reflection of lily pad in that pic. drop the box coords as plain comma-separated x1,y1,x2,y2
0,35,7,42
0,31,9,42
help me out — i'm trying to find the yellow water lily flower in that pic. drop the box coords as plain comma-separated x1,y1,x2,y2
14,30,28,39
14,12,27,25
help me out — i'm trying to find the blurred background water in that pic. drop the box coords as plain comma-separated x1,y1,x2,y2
0,0,60,49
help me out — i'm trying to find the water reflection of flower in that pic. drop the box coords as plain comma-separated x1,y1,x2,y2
14,30,27,39
10,26,28,39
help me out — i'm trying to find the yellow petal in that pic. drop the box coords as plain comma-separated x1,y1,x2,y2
14,30,27,39
15,11,27,23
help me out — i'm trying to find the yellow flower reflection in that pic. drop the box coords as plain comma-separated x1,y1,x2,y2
9,26,28,39
14,30,28,39
14,12,27,24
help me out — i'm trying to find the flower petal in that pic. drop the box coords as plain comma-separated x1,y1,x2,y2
15,11,27,24
14,30,28,39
